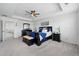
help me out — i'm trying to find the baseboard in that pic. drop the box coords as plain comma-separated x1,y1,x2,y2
61,40,78,46
77,43,79,46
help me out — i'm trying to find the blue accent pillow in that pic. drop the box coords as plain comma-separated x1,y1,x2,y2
30,32,35,38
39,32,46,39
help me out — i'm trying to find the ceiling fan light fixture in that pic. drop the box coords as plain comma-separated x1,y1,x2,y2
25,10,40,17
31,14,34,16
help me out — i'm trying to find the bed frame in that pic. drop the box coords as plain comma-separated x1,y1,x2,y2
34,26,53,46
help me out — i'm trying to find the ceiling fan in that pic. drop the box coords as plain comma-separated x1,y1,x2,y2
25,10,40,17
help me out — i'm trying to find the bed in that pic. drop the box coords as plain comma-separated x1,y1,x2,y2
34,26,53,46
21,26,53,46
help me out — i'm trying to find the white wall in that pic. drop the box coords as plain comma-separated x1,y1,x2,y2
34,18,53,32
35,11,78,45
0,16,33,41
53,12,78,44
78,10,79,45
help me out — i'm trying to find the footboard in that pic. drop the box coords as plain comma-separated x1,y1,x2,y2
34,32,41,46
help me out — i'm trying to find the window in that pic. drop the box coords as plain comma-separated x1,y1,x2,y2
41,21,49,26
23,23,30,29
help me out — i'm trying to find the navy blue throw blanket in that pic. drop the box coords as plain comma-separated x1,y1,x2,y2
30,32,35,38
39,32,46,40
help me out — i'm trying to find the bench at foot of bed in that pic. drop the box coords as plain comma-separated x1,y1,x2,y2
22,36,34,46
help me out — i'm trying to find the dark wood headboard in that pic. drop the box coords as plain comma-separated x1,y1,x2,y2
39,26,52,32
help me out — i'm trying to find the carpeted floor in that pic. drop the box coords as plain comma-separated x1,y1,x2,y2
0,37,79,56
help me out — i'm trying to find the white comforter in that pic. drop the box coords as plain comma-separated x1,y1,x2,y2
39,31,52,41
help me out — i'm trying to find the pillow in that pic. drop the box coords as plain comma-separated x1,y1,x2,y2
48,28,52,32
42,28,47,33
39,32,46,39
46,31,52,37
30,32,35,38
39,28,42,32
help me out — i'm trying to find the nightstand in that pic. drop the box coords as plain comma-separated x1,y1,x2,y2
53,33,61,42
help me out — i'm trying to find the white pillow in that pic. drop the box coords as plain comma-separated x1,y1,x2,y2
42,28,47,33
46,31,52,37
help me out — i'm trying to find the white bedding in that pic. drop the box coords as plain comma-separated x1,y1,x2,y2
39,31,52,41
46,31,52,37
39,35,43,41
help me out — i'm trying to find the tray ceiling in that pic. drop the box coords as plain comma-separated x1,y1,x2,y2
0,3,78,20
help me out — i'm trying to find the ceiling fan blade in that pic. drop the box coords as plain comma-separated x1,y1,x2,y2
25,14,30,15
34,15,37,17
35,13,40,15
25,10,31,14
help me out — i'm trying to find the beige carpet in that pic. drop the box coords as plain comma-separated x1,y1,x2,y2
0,37,79,56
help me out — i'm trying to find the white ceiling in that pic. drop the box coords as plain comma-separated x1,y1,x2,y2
0,3,78,20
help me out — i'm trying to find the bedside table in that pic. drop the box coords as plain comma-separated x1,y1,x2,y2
53,33,61,42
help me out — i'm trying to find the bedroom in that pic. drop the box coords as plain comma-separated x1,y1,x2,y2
0,3,79,56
